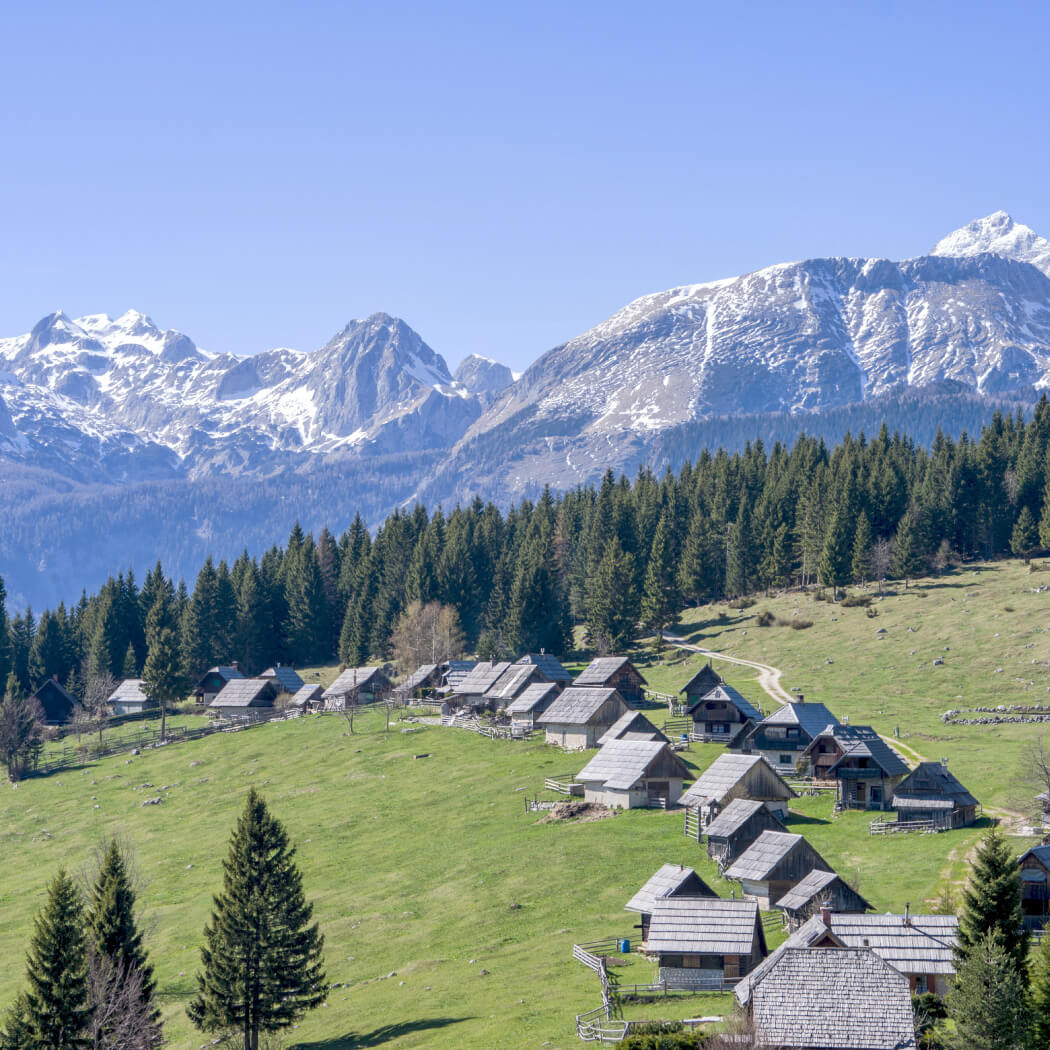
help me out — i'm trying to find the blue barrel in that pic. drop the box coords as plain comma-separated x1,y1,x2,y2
619,939,630,953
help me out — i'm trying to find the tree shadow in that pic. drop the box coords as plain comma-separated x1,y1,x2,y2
294,1016,474,1049
784,811,831,826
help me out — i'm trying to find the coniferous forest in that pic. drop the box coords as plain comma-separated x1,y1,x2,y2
3,402,1050,696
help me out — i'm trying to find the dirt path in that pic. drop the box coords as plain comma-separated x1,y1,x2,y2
663,634,796,707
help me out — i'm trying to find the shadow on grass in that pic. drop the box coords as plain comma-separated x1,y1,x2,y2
784,811,831,826
294,1016,474,1049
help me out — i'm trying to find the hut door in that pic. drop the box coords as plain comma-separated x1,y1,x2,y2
724,955,740,980
648,781,669,805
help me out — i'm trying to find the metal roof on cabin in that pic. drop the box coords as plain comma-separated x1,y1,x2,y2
106,679,149,705
484,664,542,701
261,666,305,693
323,667,383,697
760,701,840,737
892,762,979,808
679,753,795,808
452,662,511,695
576,740,689,790
750,948,917,1050
684,683,762,721
703,798,770,838
773,870,872,913
624,863,715,914
516,653,573,682
811,725,910,777
573,656,647,687
535,687,624,726
724,831,823,881
597,710,667,746
506,682,561,715
646,897,760,955
210,678,277,708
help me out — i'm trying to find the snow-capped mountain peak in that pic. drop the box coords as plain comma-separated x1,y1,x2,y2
932,211,1050,276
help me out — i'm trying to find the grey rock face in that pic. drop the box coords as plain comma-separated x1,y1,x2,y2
453,354,515,401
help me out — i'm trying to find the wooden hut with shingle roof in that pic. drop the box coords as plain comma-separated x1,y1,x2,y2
681,663,763,743
323,667,393,709
597,710,668,746
516,652,573,683
1019,844,1050,931
679,753,796,825
288,683,323,711
195,665,245,705
804,725,910,811
573,656,647,705
725,831,834,910
32,677,77,725
505,682,562,730
740,697,840,772
701,798,786,863
625,863,717,944
892,762,979,829
747,947,917,1049
483,663,550,706
534,687,629,749
106,679,154,716
646,897,767,987
773,870,873,931
209,678,279,721
260,665,305,695
575,740,691,808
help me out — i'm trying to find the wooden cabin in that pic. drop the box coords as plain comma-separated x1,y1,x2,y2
209,678,279,721
576,740,691,808
678,753,796,825
747,947,918,1050
724,831,834,910
597,710,668,746
773,870,873,930
647,897,767,988
534,687,630,749
624,864,716,945
738,697,840,772
106,679,154,716
322,666,393,709
516,652,573,684
1019,845,1050,931
892,762,980,829
446,661,512,710
259,665,305,695
505,682,562,730
573,656,648,705
482,663,550,707
803,725,909,811
680,664,763,743
195,665,244,705
32,677,77,725
288,683,323,711
701,798,786,865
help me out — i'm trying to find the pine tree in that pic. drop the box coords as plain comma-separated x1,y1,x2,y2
187,790,326,1050
234,561,269,675
88,839,158,1024
1030,926,1050,1048
22,869,92,1049
851,510,874,585
818,504,853,599
1011,505,1040,562
0,993,32,1049
947,933,1032,1050
585,538,637,654
891,509,926,588
640,513,679,653
0,577,12,693
0,688,43,781
121,642,138,678
956,826,1028,973
142,588,189,742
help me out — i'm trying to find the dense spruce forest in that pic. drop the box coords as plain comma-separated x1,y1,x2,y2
3,401,1050,698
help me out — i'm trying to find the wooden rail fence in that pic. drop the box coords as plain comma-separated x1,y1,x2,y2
869,817,938,835
545,774,584,796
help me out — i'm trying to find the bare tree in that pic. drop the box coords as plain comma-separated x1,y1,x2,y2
872,538,892,596
340,696,359,735
1019,735,1050,821
88,954,162,1050
390,601,465,673
84,671,118,747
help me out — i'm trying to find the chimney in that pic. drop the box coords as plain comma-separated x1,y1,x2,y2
904,902,911,926
231,660,239,670
821,905,831,928
52,674,58,682
796,693,805,704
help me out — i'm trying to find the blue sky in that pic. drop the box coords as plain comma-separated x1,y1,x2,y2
0,1,1046,371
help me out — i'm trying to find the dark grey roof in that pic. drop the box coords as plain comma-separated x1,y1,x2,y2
597,710,667,746
506,682,561,715
516,653,573,682
261,666,305,693
809,725,910,777
573,656,647,688
452,661,512,696
288,683,323,707
680,663,724,695
107,679,149,705
760,700,840,737
685,683,763,721
624,864,715,914
535,687,624,726
646,897,760,956
817,913,959,975
484,664,542,702
750,948,917,1049
324,667,386,697
210,678,277,708
679,753,795,808
398,664,438,693
576,740,689,791
725,831,827,882
703,798,768,838
442,661,476,690
1020,845,1050,871
198,666,245,687
892,762,979,809
773,870,872,913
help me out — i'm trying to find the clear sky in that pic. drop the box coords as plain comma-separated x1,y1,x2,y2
0,1,1047,372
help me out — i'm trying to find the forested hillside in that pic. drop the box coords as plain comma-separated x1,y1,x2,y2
3,400,1050,698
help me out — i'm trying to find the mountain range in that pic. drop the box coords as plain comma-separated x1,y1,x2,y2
2,210,1048,607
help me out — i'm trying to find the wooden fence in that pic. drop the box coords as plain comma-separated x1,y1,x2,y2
869,817,938,835
545,774,584,796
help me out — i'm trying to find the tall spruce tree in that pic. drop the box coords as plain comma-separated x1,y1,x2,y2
1011,505,1040,561
956,826,1028,973
1030,925,1050,1047
891,509,926,587
0,577,11,694
947,933,1032,1050
141,587,189,742
584,538,637,654
818,504,853,599
187,790,326,1050
22,869,92,1049
850,510,874,585
640,513,679,653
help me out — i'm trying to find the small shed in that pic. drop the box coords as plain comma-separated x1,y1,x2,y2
395,664,441,699
678,753,796,825
804,725,910,811
32,677,77,725
195,665,245,705
701,798,786,864
483,663,550,706
681,665,763,743
892,762,980,829
646,897,767,987
740,698,840,772
773,870,873,930
506,682,562,729
323,666,393,709
448,661,512,708
625,863,717,944
516,652,573,683
534,687,630,749
1019,845,1050,930
259,665,304,695
575,740,691,808
210,678,279,721
106,679,155,716
724,831,834,910
574,656,648,705
597,710,668,746
747,947,918,1050
288,683,324,711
